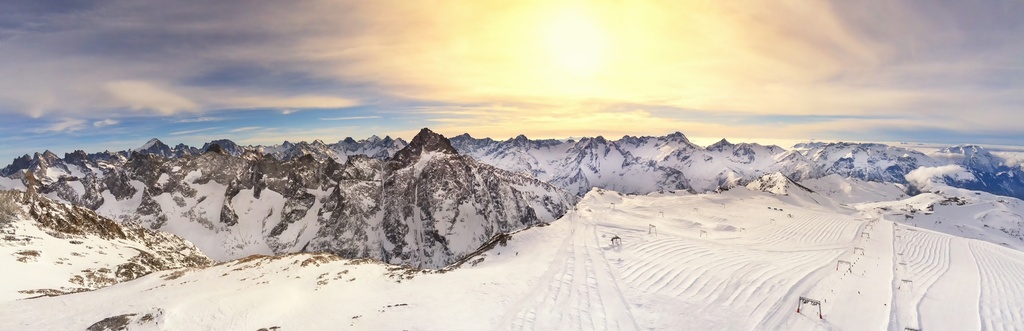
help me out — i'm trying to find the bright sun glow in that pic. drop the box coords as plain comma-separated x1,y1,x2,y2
543,11,609,77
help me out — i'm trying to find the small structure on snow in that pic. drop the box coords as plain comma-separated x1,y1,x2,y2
796,296,823,319
649,224,658,236
854,247,865,255
611,235,622,246
699,230,708,238
836,260,853,272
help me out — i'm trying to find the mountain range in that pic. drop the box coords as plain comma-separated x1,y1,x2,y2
0,129,574,268
2,129,1023,267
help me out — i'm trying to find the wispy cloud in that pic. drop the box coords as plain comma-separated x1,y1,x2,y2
320,116,381,121
229,126,263,133
104,80,198,115
92,119,119,128
38,118,87,133
171,127,221,136
174,117,227,123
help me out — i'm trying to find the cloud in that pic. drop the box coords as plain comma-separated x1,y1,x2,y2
319,116,381,121
0,0,1022,145
104,80,199,115
906,165,976,188
92,119,119,127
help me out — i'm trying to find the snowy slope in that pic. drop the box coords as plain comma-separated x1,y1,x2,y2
4,184,1024,330
0,190,212,302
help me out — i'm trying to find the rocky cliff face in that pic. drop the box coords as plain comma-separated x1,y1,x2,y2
308,129,575,267
0,129,575,268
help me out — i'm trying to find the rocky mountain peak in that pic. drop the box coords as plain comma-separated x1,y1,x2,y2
391,128,458,163
1,154,33,176
203,143,227,155
134,138,174,158
202,139,243,157
137,138,164,150
64,150,89,164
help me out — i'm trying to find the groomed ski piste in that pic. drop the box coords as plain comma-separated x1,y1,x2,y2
3,185,1024,330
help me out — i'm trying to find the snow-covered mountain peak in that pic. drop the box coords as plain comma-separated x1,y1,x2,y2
509,134,531,147
936,144,999,170
792,141,829,150
939,144,990,155
663,131,693,145
745,172,795,195
707,138,734,151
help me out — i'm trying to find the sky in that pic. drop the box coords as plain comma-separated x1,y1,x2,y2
1,0,1023,162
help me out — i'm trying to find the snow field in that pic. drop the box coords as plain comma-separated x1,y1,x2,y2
970,241,1024,329
5,187,1024,330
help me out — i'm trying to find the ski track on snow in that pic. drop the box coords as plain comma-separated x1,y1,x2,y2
502,218,640,331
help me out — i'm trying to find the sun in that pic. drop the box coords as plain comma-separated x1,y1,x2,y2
543,10,609,77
